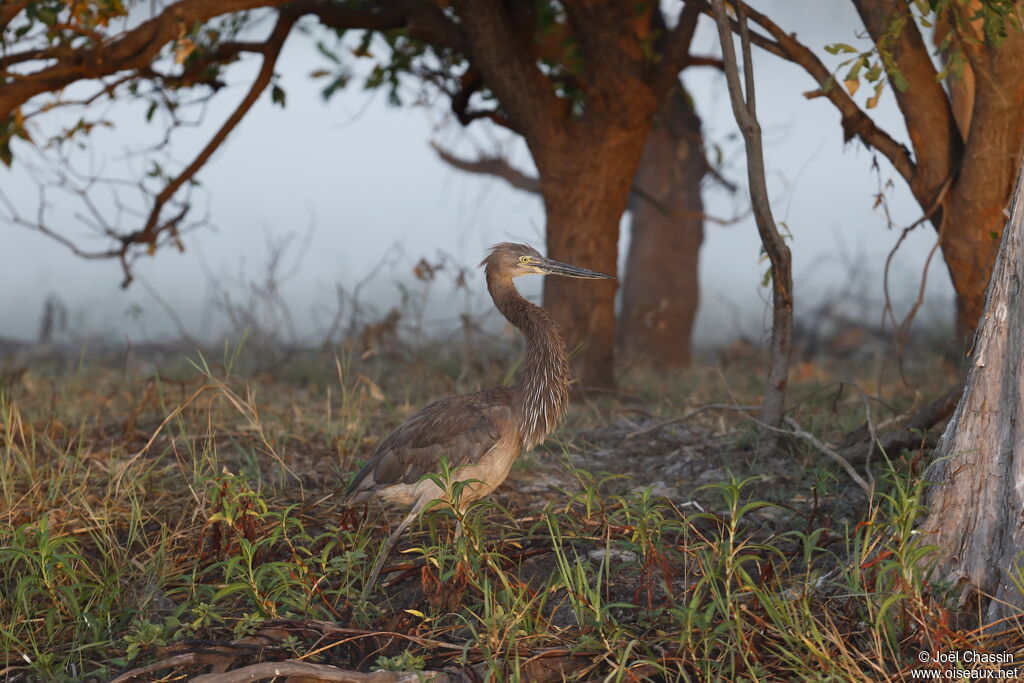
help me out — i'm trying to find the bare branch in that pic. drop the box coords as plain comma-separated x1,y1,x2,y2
190,661,441,682
430,142,540,193
710,0,793,430
432,141,741,225
120,10,296,286
692,0,916,188
839,382,964,465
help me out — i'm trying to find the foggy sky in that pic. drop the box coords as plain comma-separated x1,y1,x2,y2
0,1,953,350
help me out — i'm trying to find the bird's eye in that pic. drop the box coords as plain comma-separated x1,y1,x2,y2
520,256,531,263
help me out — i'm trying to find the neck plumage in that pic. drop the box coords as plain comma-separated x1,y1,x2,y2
487,272,571,448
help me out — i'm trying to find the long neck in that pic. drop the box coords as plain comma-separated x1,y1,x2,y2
487,273,571,448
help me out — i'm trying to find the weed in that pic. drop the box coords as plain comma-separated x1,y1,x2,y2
0,347,1015,681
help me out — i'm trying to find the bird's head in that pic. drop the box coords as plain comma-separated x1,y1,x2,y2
480,243,614,280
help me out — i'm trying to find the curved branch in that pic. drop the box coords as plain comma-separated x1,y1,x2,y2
119,11,296,286
711,0,793,430
0,0,292,121
449,67,515,131
853,0,960,199
430,142,539,193
0,1,29,31
692,0,916,189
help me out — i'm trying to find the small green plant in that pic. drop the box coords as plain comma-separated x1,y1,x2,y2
123,619,167,660
374,650,426,672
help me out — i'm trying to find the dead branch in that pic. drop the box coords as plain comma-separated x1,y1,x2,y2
711,0,793,429
880,175,953,384
430,142,539,193
839,382,964,465
431,142,742,225
190,662,443,683
781,416,872,494
108,653,204,683
624,404,760,440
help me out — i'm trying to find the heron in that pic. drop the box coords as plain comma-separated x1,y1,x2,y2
345,242,613,589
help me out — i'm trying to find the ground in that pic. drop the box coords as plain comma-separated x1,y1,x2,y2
1,337,1021,682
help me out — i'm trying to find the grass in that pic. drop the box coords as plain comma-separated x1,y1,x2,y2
0,340,1021,681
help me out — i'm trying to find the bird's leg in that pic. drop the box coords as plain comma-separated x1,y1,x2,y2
364,508,419,592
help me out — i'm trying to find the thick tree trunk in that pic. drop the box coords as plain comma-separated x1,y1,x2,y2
538,123,652,390
922,161,1024,624
618,86,706,369
939,35,1024,335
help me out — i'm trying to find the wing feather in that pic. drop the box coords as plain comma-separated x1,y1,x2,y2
346,388,515,501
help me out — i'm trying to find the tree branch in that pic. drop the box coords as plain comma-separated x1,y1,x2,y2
650,3,700,94
0,0,293,121
449,67,515,131
852,0,960,202
711,0,793,430
839,381,964,465
0,1,30,31
692,0,916,189
449,0,568,149
433,141,739,225
430,142,539,193
294,0,466,52
119,11,296,286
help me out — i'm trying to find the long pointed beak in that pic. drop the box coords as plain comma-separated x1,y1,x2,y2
537,257,614,279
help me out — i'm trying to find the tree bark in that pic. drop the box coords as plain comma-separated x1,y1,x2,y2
538,122,652,389
433,83,706,373
706,1,1024,340
922,160,1024,624
711,0,793,429
939,25,1024,335
450,0,662,390
618,85,706,369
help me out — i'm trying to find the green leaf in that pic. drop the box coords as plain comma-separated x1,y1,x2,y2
891,70,909,92
825,42,858,55
271,85,286,107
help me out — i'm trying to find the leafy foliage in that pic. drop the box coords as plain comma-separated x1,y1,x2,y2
825,0,1021,111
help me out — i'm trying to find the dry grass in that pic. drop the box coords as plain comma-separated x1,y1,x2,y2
0,340,1020,682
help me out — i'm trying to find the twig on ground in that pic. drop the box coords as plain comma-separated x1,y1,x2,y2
779,416,872,494
839,382,963,465
624,404,760,440
108,653,204,683
190,661,441,682
629,401,872,493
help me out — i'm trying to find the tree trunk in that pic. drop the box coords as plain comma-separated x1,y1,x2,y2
618,85,706,369
939,32,1024,335
537,123,652,390
922,161,1024,624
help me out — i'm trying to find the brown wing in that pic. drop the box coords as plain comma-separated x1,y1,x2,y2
345,388,516,502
